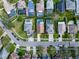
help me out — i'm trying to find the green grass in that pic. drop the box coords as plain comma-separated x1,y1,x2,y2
47,46,56,57
1,35,10,47
0,1,3,9
53,0,60,4
8,0,18,3
12,16,36,40
0,27,4,36
6,43,16,53
0,9,9,20
12,17,28,40
40,33,49,39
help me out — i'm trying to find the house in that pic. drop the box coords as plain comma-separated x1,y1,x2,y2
24,19,33,36
46,19,54,34
32,55,37,59
75,0,79,15
2,0,16,17
10,53,19,59
17,0,26,15
0,48,9,59
23,55,30,59
36,0,44,17
57,0,65,12
58,22,66,35
77,20,79,31
68,21,77,34
37,19,44,33
46,0,54,14
66,0,75,11
28,0,35,16
42,54,50,59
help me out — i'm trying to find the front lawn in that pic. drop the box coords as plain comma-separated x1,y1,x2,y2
0,9,9,20
17,47,26,57
40,33,49,38
1,35,10,47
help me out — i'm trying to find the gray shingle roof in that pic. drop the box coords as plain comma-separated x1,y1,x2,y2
66,0,75,10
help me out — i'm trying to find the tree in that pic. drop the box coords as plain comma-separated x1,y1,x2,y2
64,11,74,22
36,46,44,58
47,45,56,59
53,0,60,4
29,50,33,59
17,16,24,22
33,0,37,4
17,48,26,57
6,43,16,53
40,34,49,39
53,33,59,38
68,47,76,59
62,32,71,38
59,45,67,59
76,33,79,38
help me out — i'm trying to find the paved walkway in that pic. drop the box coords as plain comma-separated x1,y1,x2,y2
49,34,54,42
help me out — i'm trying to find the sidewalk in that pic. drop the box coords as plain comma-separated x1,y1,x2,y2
28,37,34,41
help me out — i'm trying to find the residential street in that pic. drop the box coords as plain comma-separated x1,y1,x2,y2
0,19,79,47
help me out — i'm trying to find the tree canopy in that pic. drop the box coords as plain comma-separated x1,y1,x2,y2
47,45,56,56
18,48,26,57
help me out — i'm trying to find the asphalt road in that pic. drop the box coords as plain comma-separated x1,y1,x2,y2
0,19,79,47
